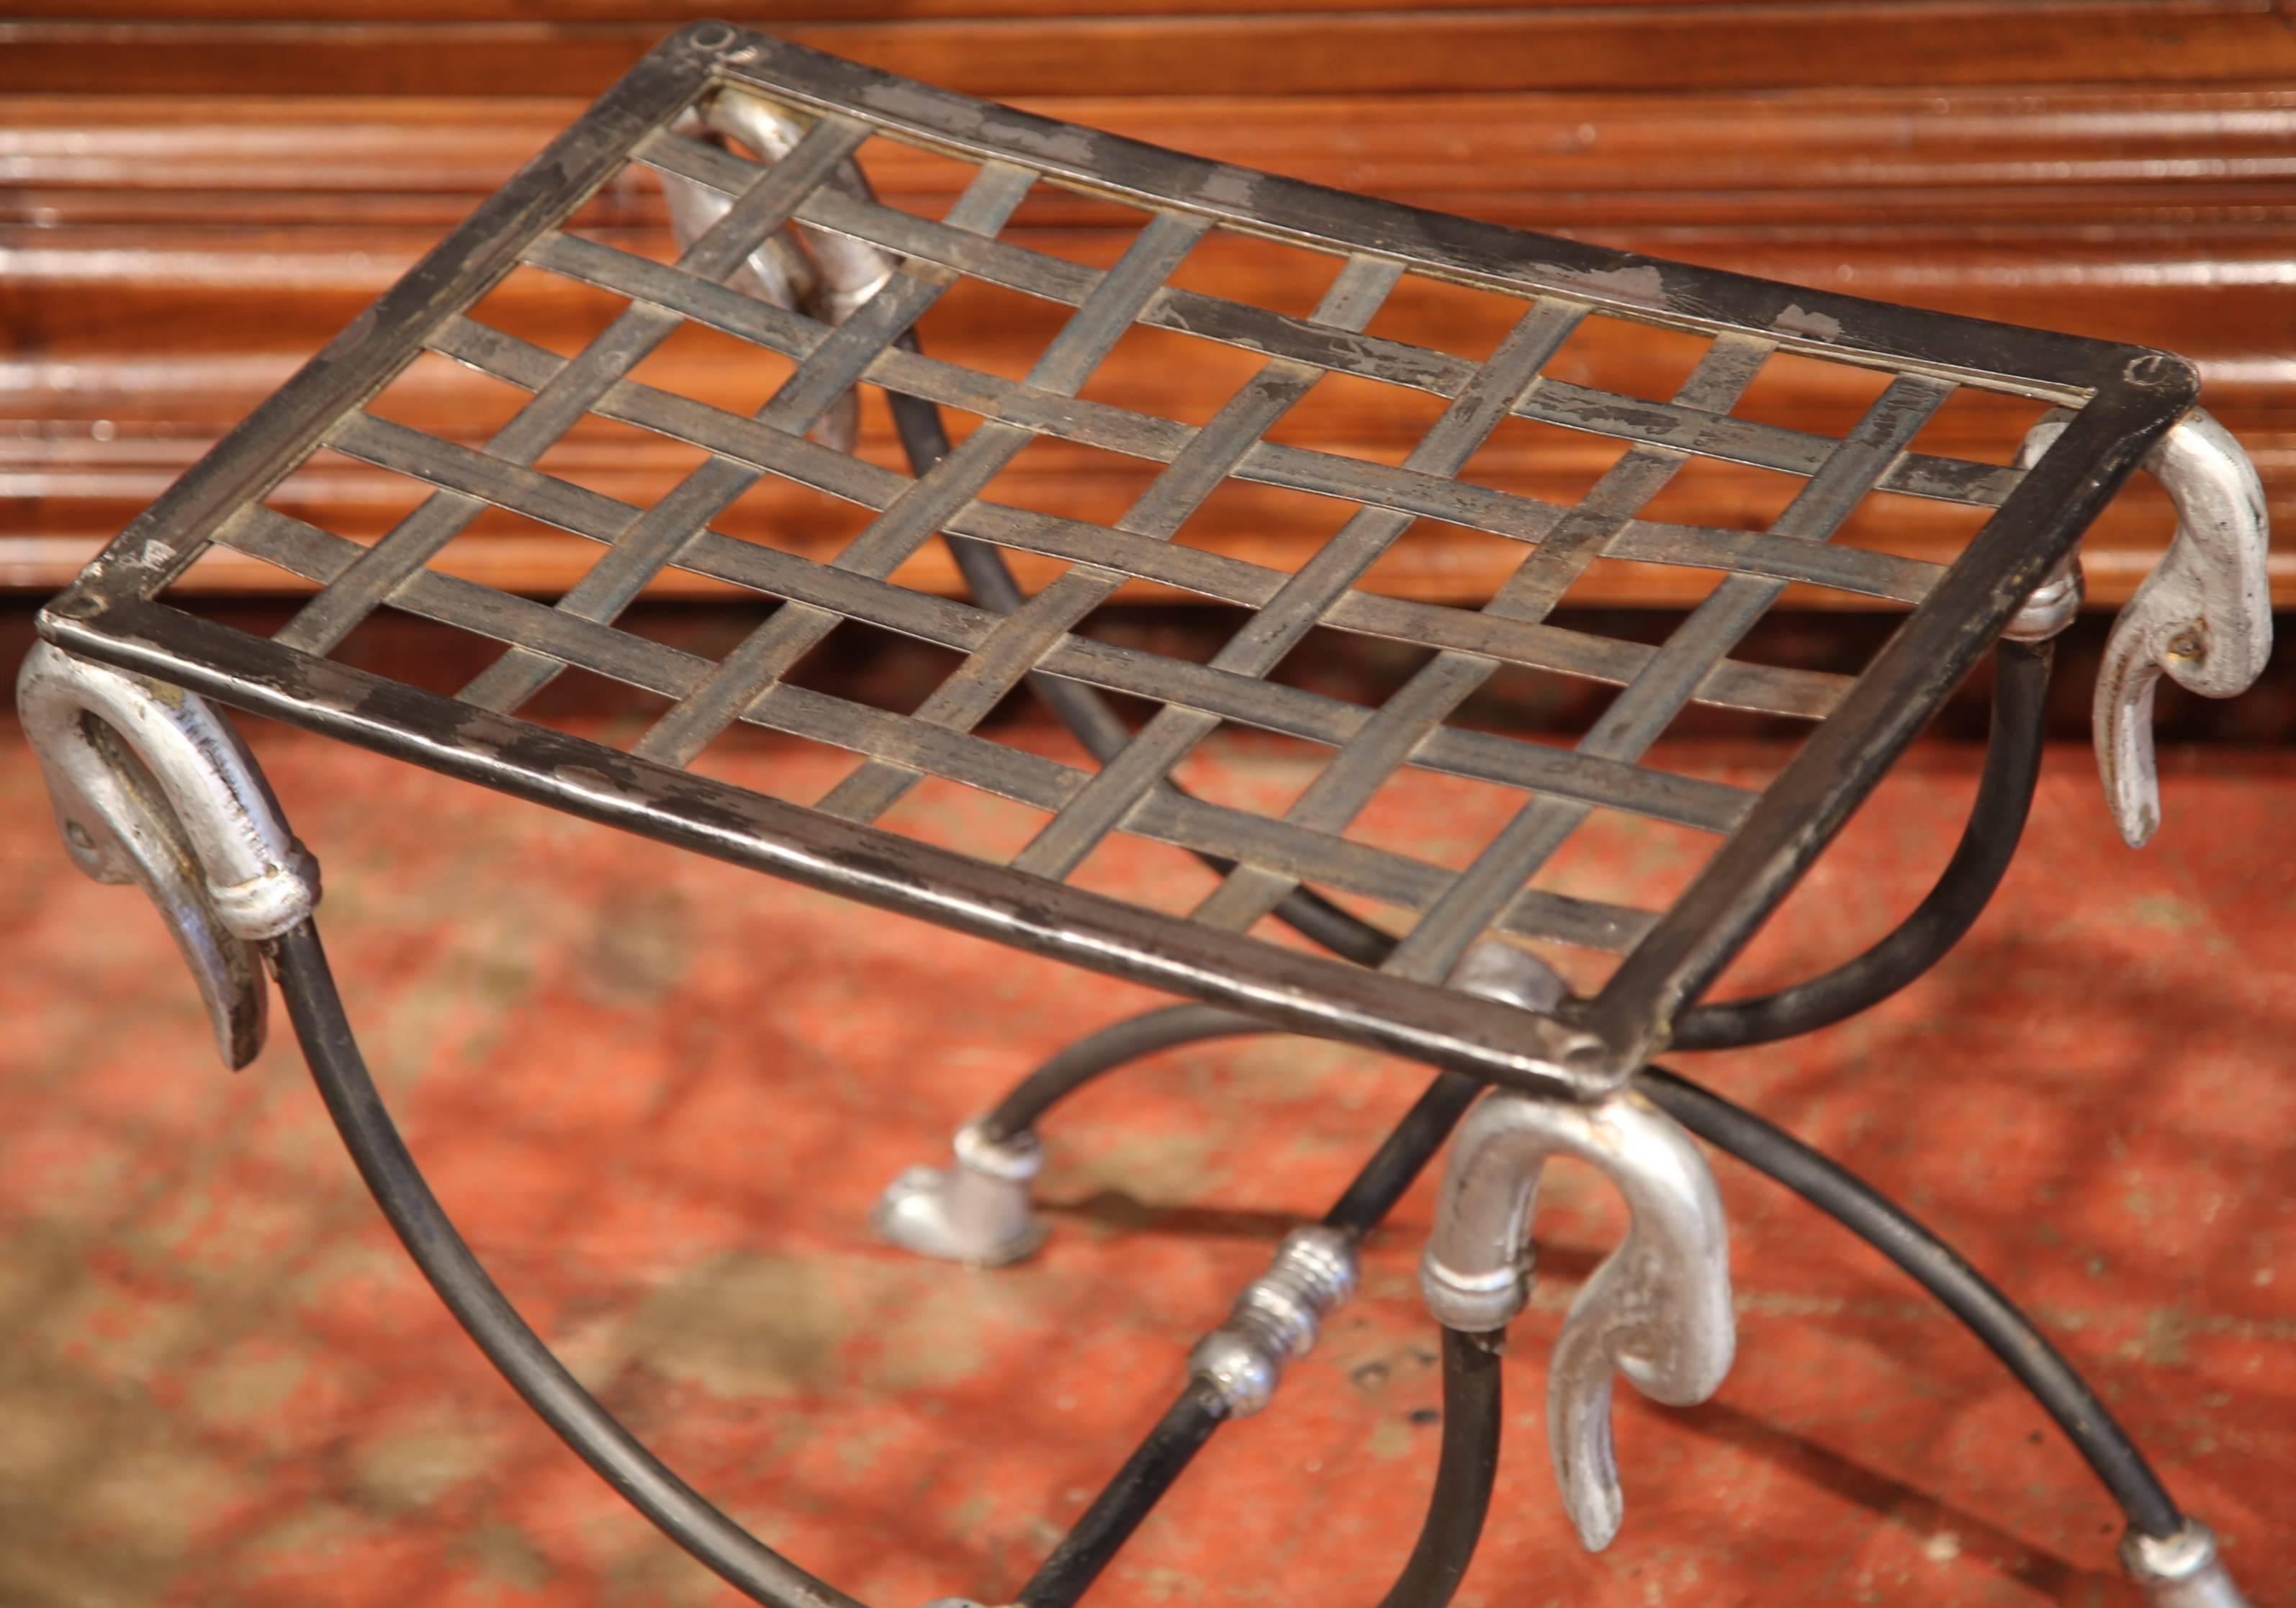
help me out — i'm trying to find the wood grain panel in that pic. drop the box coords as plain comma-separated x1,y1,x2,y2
3,12,2289,607
11,85,2296,224
9,6,2296,99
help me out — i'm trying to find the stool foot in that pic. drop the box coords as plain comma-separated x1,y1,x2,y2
873,1120,1048,1265
2124,1522,2253,1608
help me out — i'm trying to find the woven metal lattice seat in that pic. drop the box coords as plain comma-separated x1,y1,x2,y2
40,20,2210,1093
24,22,2271,1608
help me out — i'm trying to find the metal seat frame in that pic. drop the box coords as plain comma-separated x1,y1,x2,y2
21,22,2269,1607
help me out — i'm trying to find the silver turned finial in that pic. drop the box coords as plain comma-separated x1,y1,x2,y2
873,1121,1048,1266
2004,553,2085,643
1186,1226,1358,1417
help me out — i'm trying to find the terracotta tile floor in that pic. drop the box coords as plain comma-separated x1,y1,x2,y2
2,705,2290,1607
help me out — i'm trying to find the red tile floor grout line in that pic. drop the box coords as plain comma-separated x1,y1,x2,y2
1,710,2290,1607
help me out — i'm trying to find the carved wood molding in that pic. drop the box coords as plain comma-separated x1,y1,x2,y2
4,10,2291,605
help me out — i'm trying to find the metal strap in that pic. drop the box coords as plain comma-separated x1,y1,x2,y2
1192,331,1777,938
1009,298,1592,882
641,129,2016,508
156,72,2019,986
275,114,875,658
1388,373,1953,980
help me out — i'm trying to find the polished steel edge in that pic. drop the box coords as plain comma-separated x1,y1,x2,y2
41,595,1613,1098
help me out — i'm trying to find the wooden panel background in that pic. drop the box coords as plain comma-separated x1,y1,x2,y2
3,2,2292,607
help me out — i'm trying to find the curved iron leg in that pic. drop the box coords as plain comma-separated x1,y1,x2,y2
999,952,1565,1602
1027,1311,1505,1608
1670,638,2051,1051
1635,1067,2185,1540
271,923,868,1608
1374,1328,1504,1608
1011,1062,1502,1608
935,990,2242,1596
878,944,1562,1266
873,1004,1258,1266
22,657,873,1605
1012,1378,1228,1608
